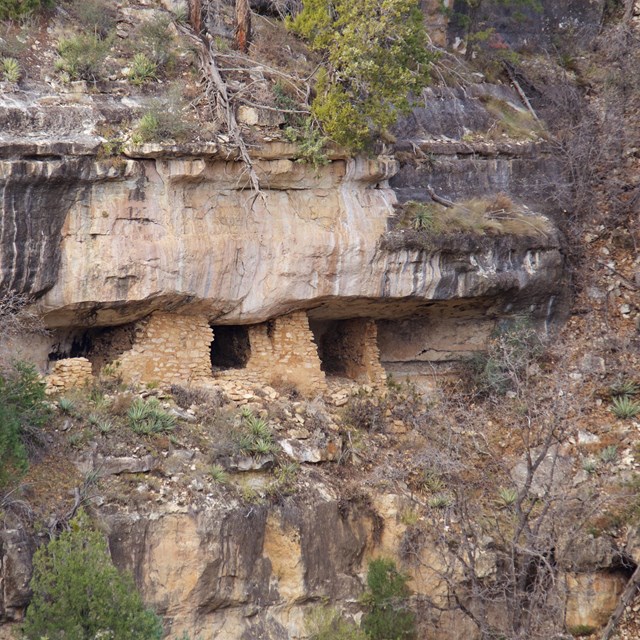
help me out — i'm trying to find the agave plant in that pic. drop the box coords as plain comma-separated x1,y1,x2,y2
611,395,640,419
1,57,20,83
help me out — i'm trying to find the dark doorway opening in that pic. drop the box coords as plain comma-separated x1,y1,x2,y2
210,325,251,369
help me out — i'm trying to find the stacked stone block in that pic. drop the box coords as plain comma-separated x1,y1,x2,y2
340,319,387,386
116,312,213,386
245,311,327,394
45,357,93,394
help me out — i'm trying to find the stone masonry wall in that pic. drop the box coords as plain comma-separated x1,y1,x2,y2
45,357,93,394
244,311,326,395
116,313,213,386
340,319,387,386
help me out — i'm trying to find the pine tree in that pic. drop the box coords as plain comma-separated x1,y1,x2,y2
23,511,163,640
288,0,434,150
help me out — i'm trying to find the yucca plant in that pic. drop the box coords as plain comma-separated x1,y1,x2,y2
428,493,453,509
128,53,157,86
209,464,229,484
610,379,639,398
611,395,640,419
58,397,75,415
498,487,518,506
1,57,20,83
96,419,113,435
600,444,618,464
247,416,271,440
127,398,175,434
253,437,275,456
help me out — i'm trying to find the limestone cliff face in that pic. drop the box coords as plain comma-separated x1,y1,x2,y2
0,142,563,333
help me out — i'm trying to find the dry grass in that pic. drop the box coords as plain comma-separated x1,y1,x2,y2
482,97,547,141
397,194,554,238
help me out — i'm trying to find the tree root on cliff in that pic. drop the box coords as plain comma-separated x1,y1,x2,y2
176,22,267,208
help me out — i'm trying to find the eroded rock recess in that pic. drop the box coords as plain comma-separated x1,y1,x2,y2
2,135,565,391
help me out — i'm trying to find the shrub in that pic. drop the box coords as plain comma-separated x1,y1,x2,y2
137,15,174,68
22,510,163,640
134,91,194,143
284,117,330,169
287,0,434,150
344,393,385,433
1,56,20,82
0,0,52,20
55,33,111,81
71,0,115,37
127,397,176,435
361,558,416,640
0,361,50,486
470,318,544,396
306,606,367,640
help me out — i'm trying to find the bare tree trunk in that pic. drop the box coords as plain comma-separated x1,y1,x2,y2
235,0,251,53
189,0,202,33
624,0,635,23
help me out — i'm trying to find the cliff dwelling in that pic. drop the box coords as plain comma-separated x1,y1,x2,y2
309,318,386,386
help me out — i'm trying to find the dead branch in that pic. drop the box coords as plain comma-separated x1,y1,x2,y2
426,185,456,208
176,22,266,205
503,62,540,123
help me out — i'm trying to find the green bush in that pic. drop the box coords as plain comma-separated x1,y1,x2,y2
361,558,416,640
306,606,367,640
0,361,49,486
55,33,111,81
287,0,434,150
0,0,52,20
23,510,163,640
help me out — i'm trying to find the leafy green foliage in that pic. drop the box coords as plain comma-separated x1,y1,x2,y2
361,558,416,640
288,0,434,150
0,0,52,20
285,117,330,169
55,33,112,81
0,361,49,486
306,606,367,640
23,511,163,640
